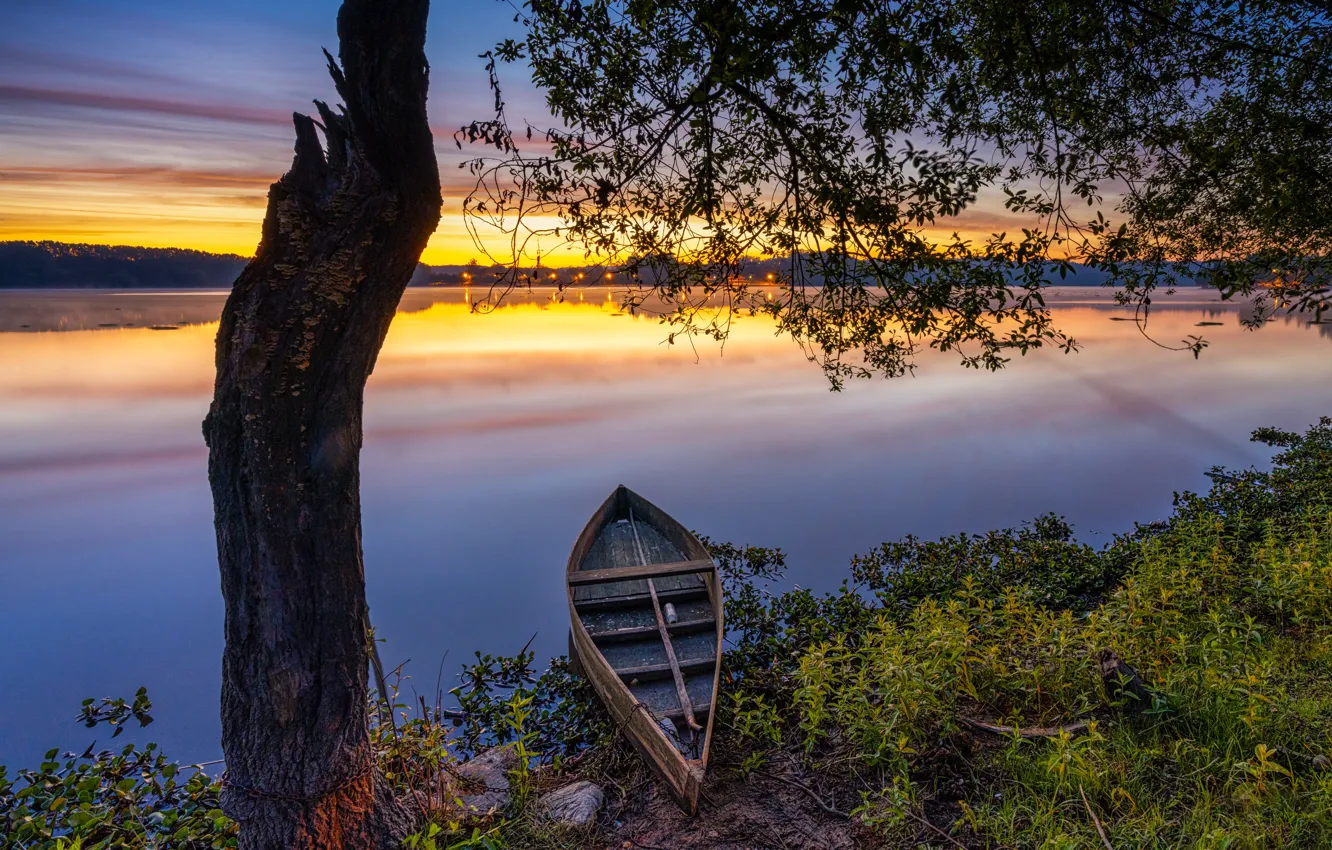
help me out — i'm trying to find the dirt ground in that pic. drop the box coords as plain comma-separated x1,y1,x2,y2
565,733,984,850
596,763,873,850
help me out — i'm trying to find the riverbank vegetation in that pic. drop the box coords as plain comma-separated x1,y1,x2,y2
3,417,1329,848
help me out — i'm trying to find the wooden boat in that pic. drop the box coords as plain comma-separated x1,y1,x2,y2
566,485,722,815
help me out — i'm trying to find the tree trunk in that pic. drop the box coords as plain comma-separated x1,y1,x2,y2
201,1,440,847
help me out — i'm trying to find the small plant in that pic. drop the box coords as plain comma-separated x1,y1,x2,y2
76,688,154,739
851,775,916,837
403,822,505,850
502,691,536,797
0,698,234,849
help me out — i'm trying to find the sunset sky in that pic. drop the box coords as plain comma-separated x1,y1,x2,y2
0,0,1026,265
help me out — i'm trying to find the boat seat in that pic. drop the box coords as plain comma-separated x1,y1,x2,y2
589,616,716,643
573,584,709,611
568,558,715,586
617,656,716,682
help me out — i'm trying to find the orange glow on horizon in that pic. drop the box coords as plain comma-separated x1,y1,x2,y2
0,170,1047,265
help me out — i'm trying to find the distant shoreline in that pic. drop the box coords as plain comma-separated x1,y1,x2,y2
0,285,1238,335
6,240,1217,291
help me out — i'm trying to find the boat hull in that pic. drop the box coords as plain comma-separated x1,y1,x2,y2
565,485,722,815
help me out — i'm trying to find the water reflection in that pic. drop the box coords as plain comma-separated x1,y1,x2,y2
0,287,1328,767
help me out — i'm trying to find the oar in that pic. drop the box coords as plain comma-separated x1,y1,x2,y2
630,508,703,734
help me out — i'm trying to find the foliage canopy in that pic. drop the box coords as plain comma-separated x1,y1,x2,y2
466,0,1332,384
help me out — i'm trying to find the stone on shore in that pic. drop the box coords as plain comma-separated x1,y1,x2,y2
449,745,517,818
539,780,604,827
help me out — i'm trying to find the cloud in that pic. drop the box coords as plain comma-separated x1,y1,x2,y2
0,84,291,127
0,44,189,90
0,165,274,190
0,444,205,477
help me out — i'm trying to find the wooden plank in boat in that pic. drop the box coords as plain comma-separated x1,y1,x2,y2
629,672,716,719
578,597,713,635
600,631,716,673
568,558,715,586
616,657,716,682
573,520,692,601
589,615,716,642
573,584,708,611
574,571,705,601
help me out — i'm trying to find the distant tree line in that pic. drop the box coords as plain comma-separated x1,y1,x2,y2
1,241,1151,291
0,241,251,289
0,241,591,290
0,241,454,290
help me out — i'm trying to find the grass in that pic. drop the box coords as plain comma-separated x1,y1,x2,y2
3,416,1329,849
779,510,1332,846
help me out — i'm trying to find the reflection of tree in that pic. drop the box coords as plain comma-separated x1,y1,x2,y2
1304,318,1332,342
1239,303,1268,329
1232,312,1332,341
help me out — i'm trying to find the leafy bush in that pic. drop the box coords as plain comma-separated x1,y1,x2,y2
712,417,1332,847
444,650,610,762
0,693,233,849
850,513,1119,615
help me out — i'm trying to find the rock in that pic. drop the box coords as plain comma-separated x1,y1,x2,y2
448,745,518,818
1097,649,1154,713
539,780,604,827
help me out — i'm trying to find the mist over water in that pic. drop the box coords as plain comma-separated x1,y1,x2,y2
1,286,1329,767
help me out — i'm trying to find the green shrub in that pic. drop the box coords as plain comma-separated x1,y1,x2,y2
0,693,233,849
714,417,1332,847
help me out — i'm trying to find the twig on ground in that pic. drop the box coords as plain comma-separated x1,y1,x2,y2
757,767,967,849
755,769,848,817
1080,784,1114,850
367,627,426,820
907,811,968,850
756,821,795,850
960,717,1089,739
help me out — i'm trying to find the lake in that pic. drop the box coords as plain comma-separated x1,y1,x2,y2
1,286,1329,768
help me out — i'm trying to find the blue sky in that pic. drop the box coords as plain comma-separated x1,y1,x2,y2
0,0,547,260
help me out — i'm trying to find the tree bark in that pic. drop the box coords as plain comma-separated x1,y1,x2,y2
201,1,440,847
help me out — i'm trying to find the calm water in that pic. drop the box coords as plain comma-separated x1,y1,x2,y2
1,287,1329,767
